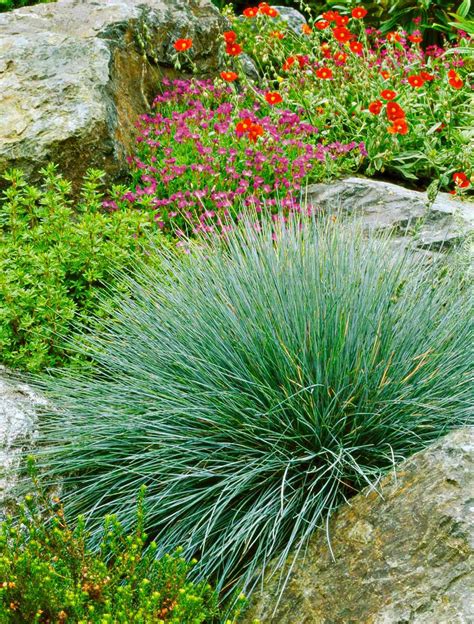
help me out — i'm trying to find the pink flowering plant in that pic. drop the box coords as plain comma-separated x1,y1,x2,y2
127,79,366,236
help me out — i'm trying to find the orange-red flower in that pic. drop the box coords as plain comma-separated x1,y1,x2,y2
368,100,383,115
302,23,312,35
448,69,463,89
220,71,238,82
270,30,285,39
386,102,405,121
408,74,425,88
243,7,258,17
223,30,237,44
352,6,368,19
248,122,264,142
258,2,278,16
282,56,296,71
322,10,339,22
452,172,470,188
321,42,332,58
265,91,283,105
408,33,423,43
316,19,330,30
380,89,397,101
386,32,402,42
388,118,408,135
420,71,434,81
333,26,352,43
349,41,363,54
226,42,243,56
316,66,333,79
380,70,391,79
236,118,253,135
335,15,349,27
334,51,347,64
174,38,192,52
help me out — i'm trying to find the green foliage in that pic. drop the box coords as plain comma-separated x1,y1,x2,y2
0,165,164,372
0,460,243,623
0,0,52,12
30,216,473,608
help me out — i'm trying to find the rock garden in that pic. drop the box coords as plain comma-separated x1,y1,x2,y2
0,0,473,622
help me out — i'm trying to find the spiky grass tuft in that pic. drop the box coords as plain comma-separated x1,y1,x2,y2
31,216,473,602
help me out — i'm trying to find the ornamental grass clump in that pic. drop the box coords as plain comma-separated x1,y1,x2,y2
32,216,473,604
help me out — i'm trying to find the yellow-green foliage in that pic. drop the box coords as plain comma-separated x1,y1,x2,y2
0,165,165,372
0,462,245,623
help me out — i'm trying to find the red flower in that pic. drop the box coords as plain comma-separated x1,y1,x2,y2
316,19,330,30
349,41,364,55
334,51,347,64
322,10,339,22
236,118,253,135
408,74,425,88
448,70,464,89
302,24,312,35
257,2,277,15
452,172,470,188
243,7,258,17
265,91,283,105
270,30,285,39
220,71,238,82
388,118,408,135
408,33,423,44
386,32,402,42
226,42,243,56
282,56,296,71
248,122,264,142
223,30,237,44
316,66,333,80
380,70,390,79
333,26,352,43
352,6,368,19
380,89,397,100
386,102,405,121
368,100,383,115
321,42,332,58
173,38,192,52
420,71,435,82
335,15,349,27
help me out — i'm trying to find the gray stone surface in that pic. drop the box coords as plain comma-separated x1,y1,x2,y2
273,6,307,35
0,367,43,513
307,177,474,251
0,0,226,189
243,428,474,624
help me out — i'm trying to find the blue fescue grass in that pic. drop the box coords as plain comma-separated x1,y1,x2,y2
30,215,473,604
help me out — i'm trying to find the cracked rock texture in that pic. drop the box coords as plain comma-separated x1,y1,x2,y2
243,428,474,624
0,367,44,515
307,177,474,251
0,0,225,189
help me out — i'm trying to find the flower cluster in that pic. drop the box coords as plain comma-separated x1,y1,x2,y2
222,3,472,189
126,79,365,236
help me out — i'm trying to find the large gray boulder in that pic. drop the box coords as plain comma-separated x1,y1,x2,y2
243,428,474,623
0,367,43,515
307,177,474,251
0,0,225,188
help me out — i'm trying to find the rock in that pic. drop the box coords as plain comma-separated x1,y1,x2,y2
273,6,307,35
0,0,226,189
0,367,43,515
307,177,474,251
243,428,474,624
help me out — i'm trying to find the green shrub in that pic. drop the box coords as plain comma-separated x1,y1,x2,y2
0,461,244,623
30,216,473,606
0,165,164,372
